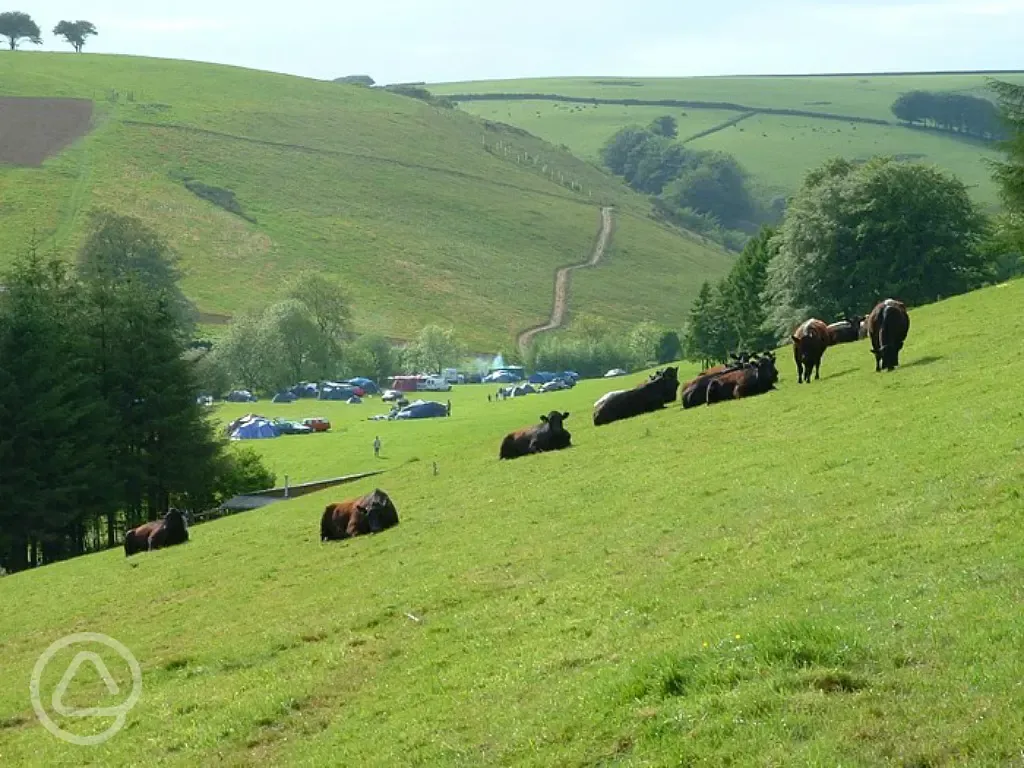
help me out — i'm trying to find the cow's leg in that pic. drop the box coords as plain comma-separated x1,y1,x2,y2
814,356,821,380
794,349,803,384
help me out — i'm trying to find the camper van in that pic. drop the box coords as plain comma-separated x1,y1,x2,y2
418,375,452,392
441,368,461,384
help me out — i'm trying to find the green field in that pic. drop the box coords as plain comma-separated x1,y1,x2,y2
432,73,1024,207
0,55,732,350
2,278,1023,765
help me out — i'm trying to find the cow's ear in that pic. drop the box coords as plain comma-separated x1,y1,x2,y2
562,411,570,420
540,414,548,422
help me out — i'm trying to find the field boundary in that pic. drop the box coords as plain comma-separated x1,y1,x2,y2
121,120,603,208
517,206,614,353
681,111,758,142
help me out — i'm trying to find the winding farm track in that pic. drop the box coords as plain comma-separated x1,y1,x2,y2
517,206,614,354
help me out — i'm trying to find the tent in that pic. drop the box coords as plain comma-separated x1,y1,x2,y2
528,371,557,384
226,389,258,403
511,384,536,397
272,391,298,403
290,382,319,399
484,372,518,384
346,377,380,395
347,396,363,404
319,385,358,401
394,400,449,420
229,415,280,440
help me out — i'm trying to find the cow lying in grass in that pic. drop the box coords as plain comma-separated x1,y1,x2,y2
704,352,779,405
593,367,679,426
124,508,189,557
499,411,572,460
681,353,760,408
321,489,400,541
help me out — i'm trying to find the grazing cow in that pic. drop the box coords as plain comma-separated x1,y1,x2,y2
321,489,400,541
866,299,910,372
593,367,679,426
705,353,779,405
124,508,189,557
499,411,572,460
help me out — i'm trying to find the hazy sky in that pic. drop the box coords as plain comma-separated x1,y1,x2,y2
22,0,1024,84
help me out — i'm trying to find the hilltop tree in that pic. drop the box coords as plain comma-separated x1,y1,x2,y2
0,11,41,50
766,157,988,336
649,115,678,138
53,20,97,52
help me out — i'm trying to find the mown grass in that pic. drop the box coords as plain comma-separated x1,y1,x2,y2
433,73,1024,209
0,54,730,349
1,279,1023,766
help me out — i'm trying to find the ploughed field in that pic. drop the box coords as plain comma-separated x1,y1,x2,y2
1,280,1023,765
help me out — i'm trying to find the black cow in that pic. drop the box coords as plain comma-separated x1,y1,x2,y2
499,411,572,459
681,354,758,408
866,299,910,371
593,367,679,426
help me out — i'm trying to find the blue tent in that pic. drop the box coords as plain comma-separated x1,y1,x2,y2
395,400,449,419
319,385,357,401
272,391,298,403
290,382,319,399
230,417,280,440
484,372,518,384
346,377,380,394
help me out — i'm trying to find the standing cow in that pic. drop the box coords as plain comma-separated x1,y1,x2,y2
321,489,400,541
499,411,572,459
124,508,190,557
593,367,679,426
866,299,910,372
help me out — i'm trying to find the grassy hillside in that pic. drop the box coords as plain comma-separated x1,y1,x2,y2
0,55,732,350
431,73,1024,207
2,279,1022,765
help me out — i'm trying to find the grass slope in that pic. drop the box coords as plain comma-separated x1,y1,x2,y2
0,55,731,349
2,279,1023,765
432,73,1024,207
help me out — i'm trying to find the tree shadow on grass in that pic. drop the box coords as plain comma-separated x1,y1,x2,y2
826,368,858,381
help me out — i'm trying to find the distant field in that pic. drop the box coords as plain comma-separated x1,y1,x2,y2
0,55,732,350
2,279,1023,765
432,72,1024,208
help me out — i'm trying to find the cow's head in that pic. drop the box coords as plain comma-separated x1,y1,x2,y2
362,489,398,533
165,508,189,532
540,411,570,431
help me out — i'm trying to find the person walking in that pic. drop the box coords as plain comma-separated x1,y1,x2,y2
373,435,381,458
446,399,452,417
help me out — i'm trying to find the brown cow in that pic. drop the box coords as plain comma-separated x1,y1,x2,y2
321,489,400,541
124,509,189,557
705,353,779,404
681,353,756,408
866,299,910,372
500,411,572,459
791,318,832,383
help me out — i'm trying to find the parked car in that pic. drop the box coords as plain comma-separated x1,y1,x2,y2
540,379,570,393
302,417,332,433
381,389,403,402
604,368,628,378
418,375,452,392
275,419,313,435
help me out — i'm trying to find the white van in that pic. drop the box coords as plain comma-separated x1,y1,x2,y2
418,375,452,392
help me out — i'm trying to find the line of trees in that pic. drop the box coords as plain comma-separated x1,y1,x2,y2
525,317,681,378
0,213,275,574
891,90,1007,140
0,11,96,51
601,119,776,251
684,80,1024,366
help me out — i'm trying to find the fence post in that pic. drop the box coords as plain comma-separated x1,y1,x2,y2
284,475,290,499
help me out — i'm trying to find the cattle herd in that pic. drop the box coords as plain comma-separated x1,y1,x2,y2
123,299,910,554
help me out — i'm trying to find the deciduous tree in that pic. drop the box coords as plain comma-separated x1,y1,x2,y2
0,11,41,50
53,20,97,52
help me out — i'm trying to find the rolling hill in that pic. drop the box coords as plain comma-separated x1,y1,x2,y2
1,278,1022,765
431,73,1024,208
0,54,733,351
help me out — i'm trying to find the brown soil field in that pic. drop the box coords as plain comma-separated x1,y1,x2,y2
0,97,94,167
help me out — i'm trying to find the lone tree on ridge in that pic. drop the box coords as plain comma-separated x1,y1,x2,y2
53,20,98,52
0,11,42,50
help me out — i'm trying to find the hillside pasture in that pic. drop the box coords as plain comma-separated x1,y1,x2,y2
0,54,732,349
0,97,94,167
1,279,1022,765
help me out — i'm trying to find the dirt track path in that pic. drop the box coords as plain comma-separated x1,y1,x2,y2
517,206,614,354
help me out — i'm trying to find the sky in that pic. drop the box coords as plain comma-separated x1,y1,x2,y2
18,0,1024,84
